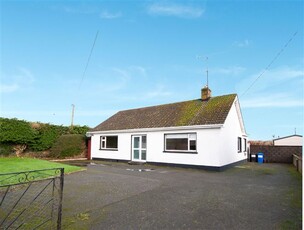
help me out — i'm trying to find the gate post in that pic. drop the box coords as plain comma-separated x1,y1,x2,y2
57,168,64,230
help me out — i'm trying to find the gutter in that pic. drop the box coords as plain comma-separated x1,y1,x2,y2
86,124,223,136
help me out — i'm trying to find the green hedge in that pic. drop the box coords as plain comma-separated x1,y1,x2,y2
0,117,90,154
50,134,86,158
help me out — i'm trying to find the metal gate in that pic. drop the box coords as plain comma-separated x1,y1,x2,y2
0,168,64,229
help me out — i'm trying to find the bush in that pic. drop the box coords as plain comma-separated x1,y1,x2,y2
0,143,14,156
0,117,90,155
50,134,86,158
0,118,37,145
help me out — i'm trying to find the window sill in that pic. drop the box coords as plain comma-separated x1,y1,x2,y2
99,148,118,151
163,151,198,154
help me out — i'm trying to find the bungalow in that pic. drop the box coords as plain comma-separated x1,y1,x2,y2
86,86,248,170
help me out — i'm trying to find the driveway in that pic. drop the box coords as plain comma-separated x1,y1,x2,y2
61,162,302,230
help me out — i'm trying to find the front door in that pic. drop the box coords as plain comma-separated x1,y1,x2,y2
132,135,147,162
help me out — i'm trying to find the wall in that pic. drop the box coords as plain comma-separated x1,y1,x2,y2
250,145,302,163
90,127,223,167
293,154,302,174
219,99,247,166
274,136,302,146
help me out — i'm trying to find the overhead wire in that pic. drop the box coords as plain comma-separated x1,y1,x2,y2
77,31,99,92
241,31,298,97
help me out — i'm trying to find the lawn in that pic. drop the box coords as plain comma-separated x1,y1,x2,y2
0,157,83,174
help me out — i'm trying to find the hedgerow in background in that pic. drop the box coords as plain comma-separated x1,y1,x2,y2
50,134,86,158
28,123,68,151
0,118,37,145
0,117,90,156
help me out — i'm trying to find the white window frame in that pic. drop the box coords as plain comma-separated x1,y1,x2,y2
164,133,197,153
100,135,118,150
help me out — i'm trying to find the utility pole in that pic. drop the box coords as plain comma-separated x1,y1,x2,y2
71,104,75,129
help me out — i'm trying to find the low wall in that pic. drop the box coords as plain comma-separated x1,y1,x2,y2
293,154,302,174
249,145,302,163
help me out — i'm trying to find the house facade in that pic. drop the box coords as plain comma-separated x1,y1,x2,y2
87,87,247,170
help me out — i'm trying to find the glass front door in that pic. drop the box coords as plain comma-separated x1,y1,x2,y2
132,135,147,162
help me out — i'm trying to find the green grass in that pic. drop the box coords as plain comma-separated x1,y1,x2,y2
0,157,83,174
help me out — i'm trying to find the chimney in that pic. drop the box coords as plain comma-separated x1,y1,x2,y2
201,86,212,100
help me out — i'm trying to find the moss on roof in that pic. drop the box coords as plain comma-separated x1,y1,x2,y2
91,94,237,132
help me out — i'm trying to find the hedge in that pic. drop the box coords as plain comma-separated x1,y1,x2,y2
50,134,86,158
0,117,90,154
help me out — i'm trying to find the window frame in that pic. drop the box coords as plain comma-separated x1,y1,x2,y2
99,135,118,151
164,133,198,154
243,138,247,152
237,137,242,153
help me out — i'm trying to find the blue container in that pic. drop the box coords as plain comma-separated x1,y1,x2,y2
257,152,264,164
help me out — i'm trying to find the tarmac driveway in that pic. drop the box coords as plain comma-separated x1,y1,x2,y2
61,162,302,230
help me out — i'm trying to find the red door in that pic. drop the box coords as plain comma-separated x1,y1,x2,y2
87,138,91,160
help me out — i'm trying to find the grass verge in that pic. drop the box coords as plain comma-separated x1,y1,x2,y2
0,157,84,174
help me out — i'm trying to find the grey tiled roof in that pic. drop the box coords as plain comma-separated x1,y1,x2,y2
91,94,237,132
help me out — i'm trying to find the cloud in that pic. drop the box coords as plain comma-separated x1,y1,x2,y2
100,10,122,19
60,5,97,14
241,93,303,108
147,3,204,18
0,68,34,93
212,66,246,75
0,84,19,93
234,39,250,47
145,85,172,99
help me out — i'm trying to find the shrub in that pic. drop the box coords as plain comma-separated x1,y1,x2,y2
0,118,37,145
50,134,86,158
0,143,14,156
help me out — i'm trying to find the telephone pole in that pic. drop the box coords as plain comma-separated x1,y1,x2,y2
71,104,75,129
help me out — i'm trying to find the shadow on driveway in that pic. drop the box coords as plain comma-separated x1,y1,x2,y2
61,162,302,230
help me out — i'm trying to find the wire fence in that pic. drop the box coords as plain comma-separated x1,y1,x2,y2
0,168,64,229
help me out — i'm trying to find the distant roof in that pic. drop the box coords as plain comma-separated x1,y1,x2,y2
91,94,237,132
273,134,303,141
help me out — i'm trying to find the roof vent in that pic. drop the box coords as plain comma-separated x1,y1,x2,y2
201,86,212,101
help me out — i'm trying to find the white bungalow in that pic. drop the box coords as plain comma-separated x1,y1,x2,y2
273,135,302,146
86,86,248,171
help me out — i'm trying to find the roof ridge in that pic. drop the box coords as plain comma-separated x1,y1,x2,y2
119,93,237,113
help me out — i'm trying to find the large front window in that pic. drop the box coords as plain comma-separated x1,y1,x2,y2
100,136,118,150
165,133,197,152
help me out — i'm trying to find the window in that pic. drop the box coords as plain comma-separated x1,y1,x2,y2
165,133,197,152
243,138,247,152
100,136,118,150
238,137,242,152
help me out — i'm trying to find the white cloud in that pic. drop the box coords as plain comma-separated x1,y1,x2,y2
234,39,250,47
61,5,97,14
147,3,204,18
100,10,122,19
0,84,19,93
212,66,246,75
0,68,34,93
241,93,303,108
145,85,172,99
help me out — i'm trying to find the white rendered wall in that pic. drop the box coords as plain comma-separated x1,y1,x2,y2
218,100,247,166
91,127,224,167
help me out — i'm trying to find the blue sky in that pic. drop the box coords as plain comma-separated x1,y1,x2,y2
1,0,303,140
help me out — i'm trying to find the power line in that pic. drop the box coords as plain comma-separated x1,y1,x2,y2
241,31,298,97
78,31,99,91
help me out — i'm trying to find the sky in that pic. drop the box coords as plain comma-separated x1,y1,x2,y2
0,0,303,140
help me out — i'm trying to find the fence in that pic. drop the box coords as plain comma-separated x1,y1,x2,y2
0,168,64,229
293,154,302,174
249,145,302,163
